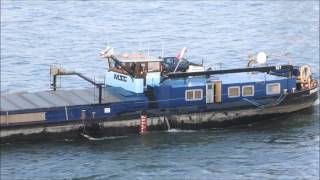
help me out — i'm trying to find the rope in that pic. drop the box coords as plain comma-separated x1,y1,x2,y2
243,93,287,109
81,115,87,135
243,98,262,107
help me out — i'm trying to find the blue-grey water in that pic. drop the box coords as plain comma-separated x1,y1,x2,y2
1,1,319,179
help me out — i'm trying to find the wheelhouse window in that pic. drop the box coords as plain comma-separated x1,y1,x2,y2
107,55,163,78
242,85,254,97
185,89,203,101
148,62,161,72
266,83,281,95
228,86,240,98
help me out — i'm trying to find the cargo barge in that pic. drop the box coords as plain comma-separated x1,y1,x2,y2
1,47,318,142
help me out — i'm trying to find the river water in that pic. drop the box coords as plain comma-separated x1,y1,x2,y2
1,1,319,179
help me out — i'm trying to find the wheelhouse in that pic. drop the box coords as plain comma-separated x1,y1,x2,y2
105,54,163,93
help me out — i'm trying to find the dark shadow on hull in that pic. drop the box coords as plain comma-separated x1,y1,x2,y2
1,104,317,144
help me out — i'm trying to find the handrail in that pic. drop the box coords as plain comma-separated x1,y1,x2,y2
162,65,294,82
242,93,288,109
51,69,104,104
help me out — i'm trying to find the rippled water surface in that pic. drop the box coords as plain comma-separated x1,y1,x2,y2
1,1,319,179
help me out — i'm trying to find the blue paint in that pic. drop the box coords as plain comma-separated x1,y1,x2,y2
44,100,149,123
2,71,297,124
155,72,297,108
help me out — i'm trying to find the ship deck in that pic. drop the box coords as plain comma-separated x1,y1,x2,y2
1,86,147,113
162,72,288,87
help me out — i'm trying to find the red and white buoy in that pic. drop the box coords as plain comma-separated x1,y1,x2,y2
140,114,148,134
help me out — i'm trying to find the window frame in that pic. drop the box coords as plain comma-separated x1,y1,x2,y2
147,62,161,72
185,89,203,101
228,86,240,98
186,90,194,101
242,85,255,97
266,83,281,95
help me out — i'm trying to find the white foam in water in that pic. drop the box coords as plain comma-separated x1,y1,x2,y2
167,129,195,133
80,133,128,141
63,139,73,142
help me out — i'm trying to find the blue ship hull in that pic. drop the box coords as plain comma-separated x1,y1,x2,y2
0,85,317,143
1,63,318,142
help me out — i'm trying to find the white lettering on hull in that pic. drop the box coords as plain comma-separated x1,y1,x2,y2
104,108,111,113
105,71,144,93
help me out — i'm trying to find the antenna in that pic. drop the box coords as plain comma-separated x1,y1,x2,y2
147,42,150,57
93,76,96,103
106,33,110,47
161,43,164,58
49,65,52,89
59,64,62,89
138,41,142,54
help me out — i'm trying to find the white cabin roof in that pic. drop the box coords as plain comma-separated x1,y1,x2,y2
114,54,162,63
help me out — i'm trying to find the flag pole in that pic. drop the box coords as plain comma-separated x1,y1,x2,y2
174,47,187,73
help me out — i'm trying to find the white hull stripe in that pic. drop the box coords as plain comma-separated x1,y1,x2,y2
310,87,319,95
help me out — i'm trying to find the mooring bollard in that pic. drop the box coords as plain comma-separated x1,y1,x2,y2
140,114,147,134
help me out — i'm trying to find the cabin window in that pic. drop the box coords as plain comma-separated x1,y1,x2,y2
165,57,174,64
242,85,254,97
148,62,161,72
108,59,115,69
186,91,194,100
228,86,240,98
266,83,281,95
195,90,202,99
185,89,203,101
